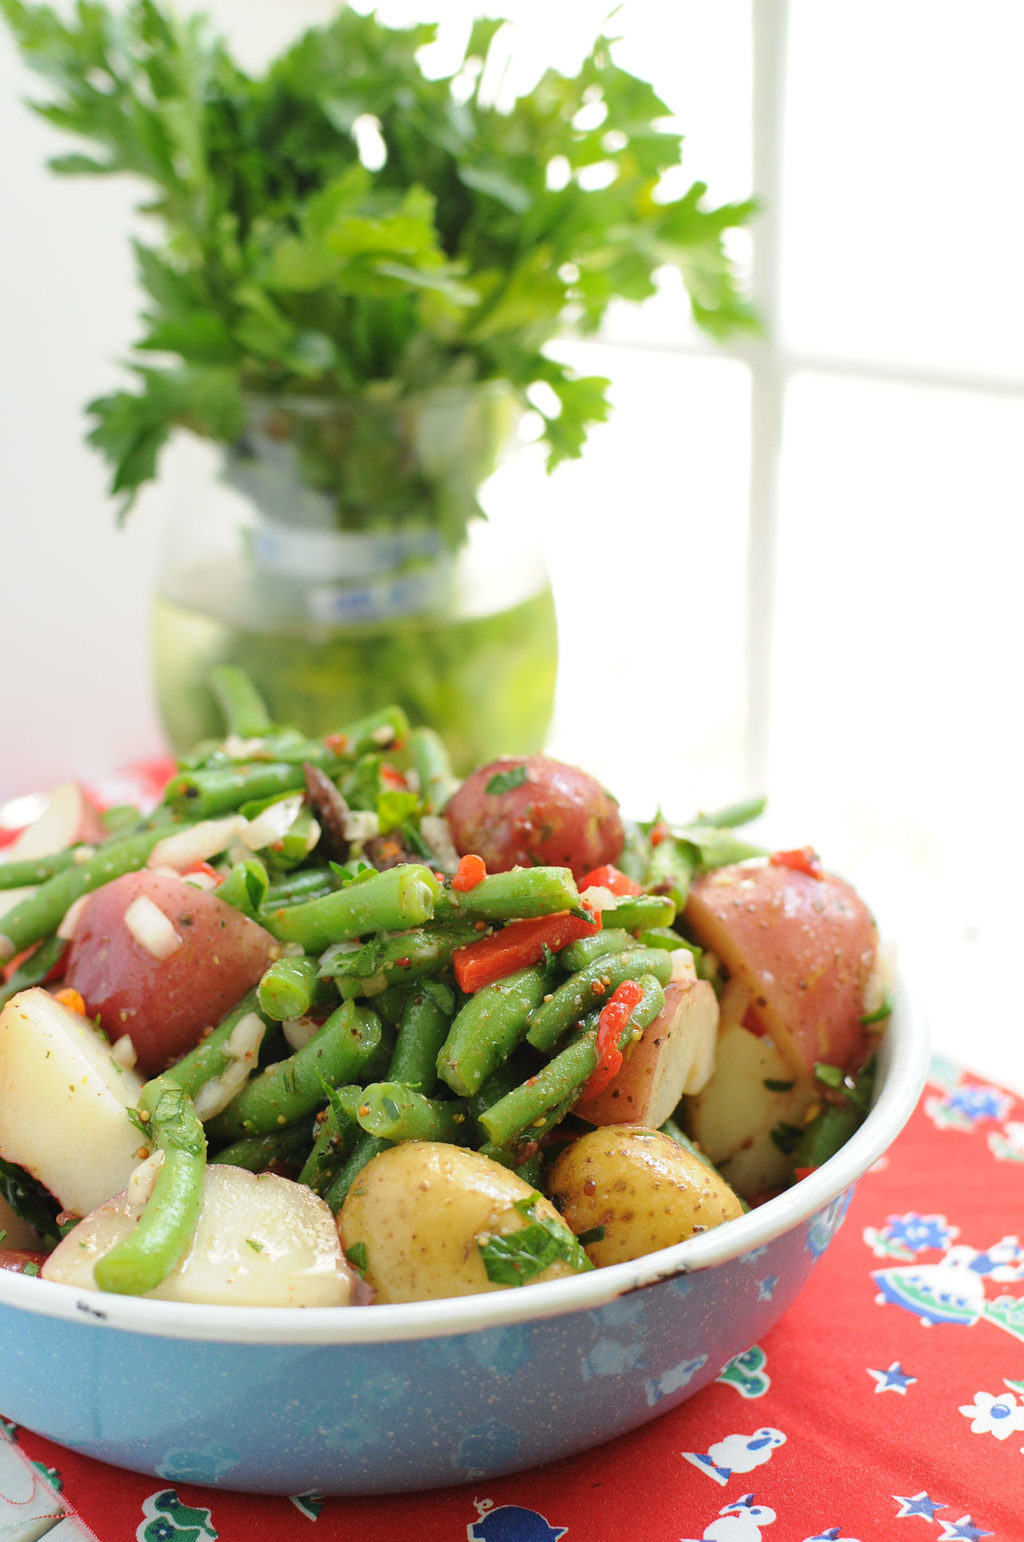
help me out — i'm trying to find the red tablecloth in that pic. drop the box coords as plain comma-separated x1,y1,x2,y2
3,1060,1023,1542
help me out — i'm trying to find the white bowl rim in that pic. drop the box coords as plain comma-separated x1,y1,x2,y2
0,970,929,1346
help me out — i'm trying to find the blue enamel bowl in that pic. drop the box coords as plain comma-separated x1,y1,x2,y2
0,982,927,1495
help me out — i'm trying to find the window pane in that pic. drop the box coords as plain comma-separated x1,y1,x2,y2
524,345,752,817
783,0,1024,378
767,372,1024,1082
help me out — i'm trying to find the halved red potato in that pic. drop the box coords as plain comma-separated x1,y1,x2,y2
445,756,624,879
64,870,277,1074
573,975,719,1129
684,859,877,1077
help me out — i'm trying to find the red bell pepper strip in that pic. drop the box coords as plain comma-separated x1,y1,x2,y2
769,846,823,879
578,864,642,897
451,853,487,892
578,978,645,1101
452,908,600,993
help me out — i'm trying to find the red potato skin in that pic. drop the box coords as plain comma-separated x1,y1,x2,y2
446,757,624,879
684,861,877,1076
64,870,277,1075
0,1249,49,1274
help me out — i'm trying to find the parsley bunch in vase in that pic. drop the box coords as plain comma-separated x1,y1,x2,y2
2,2,756,764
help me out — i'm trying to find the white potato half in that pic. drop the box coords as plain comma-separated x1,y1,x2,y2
43,1163,354,1307
684,1020,816,1197
0,988,145,1215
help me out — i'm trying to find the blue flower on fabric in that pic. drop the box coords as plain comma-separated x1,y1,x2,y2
883,1212,955,1252
946,1086,1011,1123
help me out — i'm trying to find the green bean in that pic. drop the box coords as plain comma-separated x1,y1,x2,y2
560,928,635,973
637,927,693,954
408,726,459,814
600,894,676,932
0,828,169,963
209,1001,383,1140
159,990,274,1103
163,762,310,819
321,921,478,997
642,833,699,910
264,867,337,907
0,934,67,1010
326,1130,390,1210
479,1029,599,1149
525,947,674,1052
298,1086,364,1194
0,848,80,890
210,664,274,738
257,955,332,1021
262,864,440,953
93,1078,206,1296
694,795,767,829
437,960,556,1097
355,1082,470,1143
435,867,581,924
211,1123,311,1173
389,984,454,1093
324,704,409,759
465,1052,538,1123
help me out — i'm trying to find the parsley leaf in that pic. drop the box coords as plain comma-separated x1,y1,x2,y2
486,766,530,796
477,1193,593,1286
345,1241,368,1276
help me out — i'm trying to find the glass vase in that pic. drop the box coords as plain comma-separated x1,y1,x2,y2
150,387,558,770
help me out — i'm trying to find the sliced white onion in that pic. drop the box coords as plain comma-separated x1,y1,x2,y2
241,794,305,852
193,1011,266,1122
111,1033,138,1070
579,884,618,915
283,1016,321,1051
221,734,267,760
56,892,90,941
124,895,183,959
183,870,220,892
420,815,459,874
319,939,362,969
668,947,698,984
149,816,246,872
341,809,379,843
127,1151,163,1207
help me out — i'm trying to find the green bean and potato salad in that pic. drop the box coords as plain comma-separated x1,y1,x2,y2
0,669,890,1307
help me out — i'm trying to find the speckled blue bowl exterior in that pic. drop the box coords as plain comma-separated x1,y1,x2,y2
0,1196,849,1495
0,989,926,1495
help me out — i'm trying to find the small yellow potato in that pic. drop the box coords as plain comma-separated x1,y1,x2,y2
547,1124,744,1267
339,1141,589,1302
0,987,145,1215
43,1162,354,1307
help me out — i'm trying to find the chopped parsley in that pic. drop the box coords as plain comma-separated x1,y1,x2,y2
576,1226,605,1247
812,1062,844,1088
763,1078,795,1093
345,1242,368,1276
486,766,529,796
245,1238,264,1253
478,1193,593,1286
